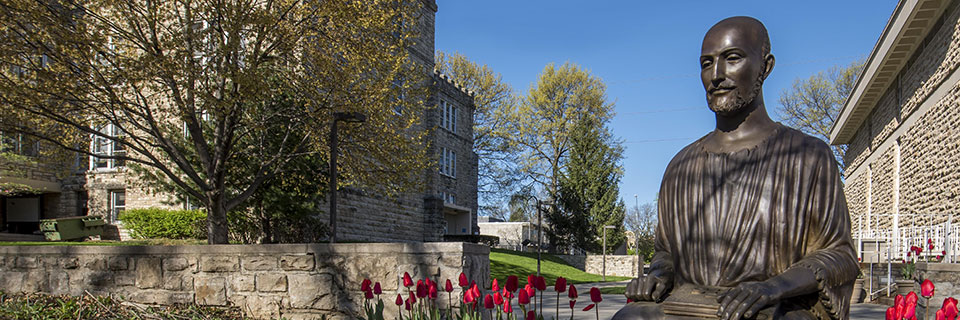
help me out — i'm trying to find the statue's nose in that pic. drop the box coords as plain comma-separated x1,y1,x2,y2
710,63,726,87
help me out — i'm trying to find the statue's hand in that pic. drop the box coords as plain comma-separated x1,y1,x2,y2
625,268,673,302
716,281,782,320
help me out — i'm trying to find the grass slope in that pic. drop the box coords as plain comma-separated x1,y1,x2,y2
490,248,631,288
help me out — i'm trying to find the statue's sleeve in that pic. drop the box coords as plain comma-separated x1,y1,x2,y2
786,147,859,319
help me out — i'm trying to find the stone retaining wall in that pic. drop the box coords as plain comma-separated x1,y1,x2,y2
916,263,960,310
556,255,640,278
0,242,489,320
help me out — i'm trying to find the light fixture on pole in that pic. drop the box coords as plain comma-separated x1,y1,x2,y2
602,225,616,281
329,111,366,244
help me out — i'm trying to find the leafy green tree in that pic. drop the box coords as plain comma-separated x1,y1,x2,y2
555,117,625,253
506,62,616,252
778,60,864,171
0,0,430,243
434,51,521,217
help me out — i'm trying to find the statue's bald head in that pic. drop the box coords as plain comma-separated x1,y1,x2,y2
704,16,770,61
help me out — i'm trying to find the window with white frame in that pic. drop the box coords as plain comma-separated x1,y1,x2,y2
91,123,125,170
440,147,456,178
440,100,457,132
108,189,125,223
440,191,456,204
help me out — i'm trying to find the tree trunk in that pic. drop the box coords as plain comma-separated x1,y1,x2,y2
206,194,230,244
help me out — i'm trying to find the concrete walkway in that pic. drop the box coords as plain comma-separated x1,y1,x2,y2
494,283,887,319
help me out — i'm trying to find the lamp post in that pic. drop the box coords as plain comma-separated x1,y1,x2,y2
634,194,640,276
602,225,616,281
329,112,366,244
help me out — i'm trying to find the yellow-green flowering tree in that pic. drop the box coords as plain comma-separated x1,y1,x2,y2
0,0,431,243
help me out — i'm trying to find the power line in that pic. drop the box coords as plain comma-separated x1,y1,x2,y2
623,137,698,144
619,106,703,115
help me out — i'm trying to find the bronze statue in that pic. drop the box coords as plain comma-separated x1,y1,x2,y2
613,17,858,320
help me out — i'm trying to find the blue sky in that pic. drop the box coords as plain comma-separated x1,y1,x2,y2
434,1,897,208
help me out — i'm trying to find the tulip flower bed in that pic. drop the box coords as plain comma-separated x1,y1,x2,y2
358,272,610,320
885,279,958,320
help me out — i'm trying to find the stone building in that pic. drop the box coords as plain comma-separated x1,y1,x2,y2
477,217,546,252
830,0,960,260
1,0,479,243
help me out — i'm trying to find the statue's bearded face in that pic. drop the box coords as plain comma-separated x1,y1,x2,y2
700,24,767,116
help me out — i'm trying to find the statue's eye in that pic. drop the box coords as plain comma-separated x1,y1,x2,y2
701,58,712,69
726,54,742,62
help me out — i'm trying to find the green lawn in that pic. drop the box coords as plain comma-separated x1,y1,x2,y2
489,248,632,288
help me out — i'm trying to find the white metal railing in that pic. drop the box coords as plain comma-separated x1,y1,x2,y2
854,213,958,263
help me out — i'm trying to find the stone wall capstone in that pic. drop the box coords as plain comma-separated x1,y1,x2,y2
0,242,490,320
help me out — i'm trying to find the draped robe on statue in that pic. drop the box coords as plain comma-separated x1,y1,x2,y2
649,124,858,319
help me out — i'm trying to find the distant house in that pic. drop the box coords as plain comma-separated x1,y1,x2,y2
1,0,479,243
830,0,960,260
478,216,546,252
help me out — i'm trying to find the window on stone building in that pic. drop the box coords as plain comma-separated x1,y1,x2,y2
440,147,456,178
108,189,125,223
91,124,125,170
440,191,455,204
440,99,457,133
0,131,40,157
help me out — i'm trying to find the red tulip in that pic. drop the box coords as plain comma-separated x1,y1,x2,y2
484,294,495,309
518,288,530,305
494,291,504,305
393,293,405,306
408,291,417,305
937,308,946,320
445,279,454,293
908,251,912,257
528,274,536,288
568,284,578,299
506,275,519,292
416,280,426,298
363,289,373,299
492,278,500,292
428,282,438,299
931,243,936,250
943,297,958,320
535,276,546,291
887,307,897,320
503,288,513,300
525,283,536,298
922,279,936,298
361,278,372,292
929,238,934,244
459,272,469,287
590,287,602,303
569,300,576,309
555,277,567,293
404,298,411,310
919,247,924,253
895,294,905,319
526,310,536,320
464,288,476,303
627,298,633,303
583,304,595,311
403,272,413,287
503,299,513,313
943,250,947,255
906,292,919,306
373,282,382,295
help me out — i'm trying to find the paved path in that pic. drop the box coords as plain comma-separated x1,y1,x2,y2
492,284,887,319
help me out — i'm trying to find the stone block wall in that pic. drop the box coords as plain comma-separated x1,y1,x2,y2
0,242,490,320
556,255,640,278
585,255,640,278
844,0,960,232
915,263,960,312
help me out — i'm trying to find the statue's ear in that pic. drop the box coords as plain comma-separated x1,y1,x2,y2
762,54,776,80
